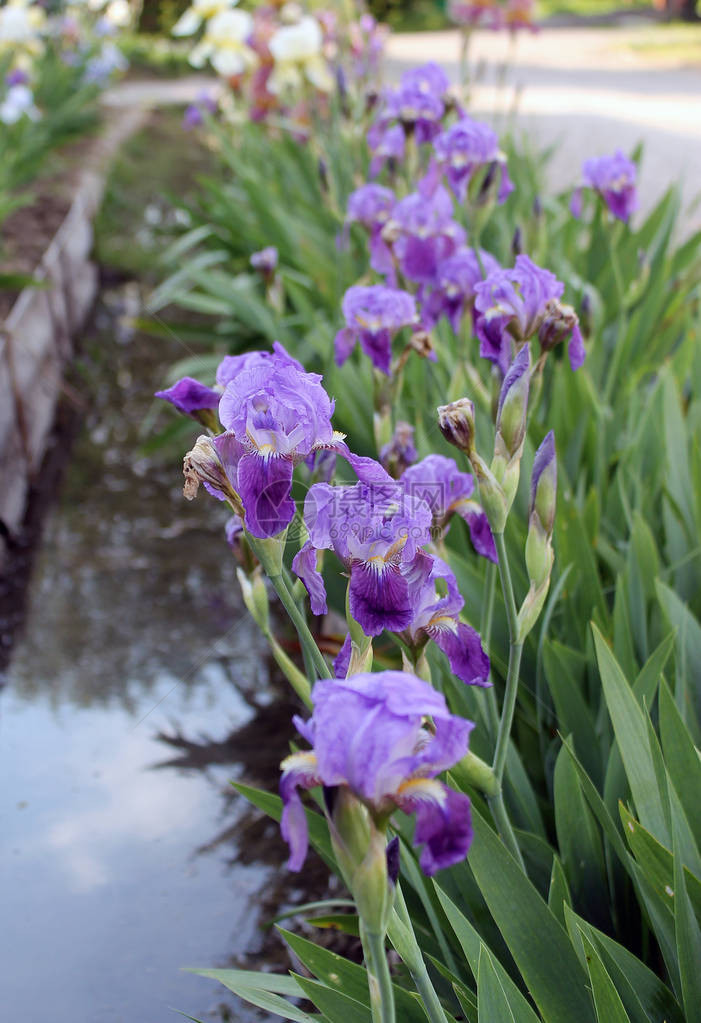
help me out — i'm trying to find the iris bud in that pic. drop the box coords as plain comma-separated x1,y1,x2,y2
518,431,557,641
236,566,269,632
438,399,509,532
351,828,394,934
437,398,476,456
329,789,394,932
538,299,580,354
495,345,530,461
531,430,557,538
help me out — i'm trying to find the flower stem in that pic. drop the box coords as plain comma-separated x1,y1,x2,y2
247,536,330,682
480,560,500,736
488,531,526,871
602,224,626,407
389,888,449,1023
362,927,396,1023
491,625,522,788
270,572,331,681
487,790,525,868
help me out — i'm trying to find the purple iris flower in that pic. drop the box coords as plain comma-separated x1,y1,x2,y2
159,343,392,538
433,116,514,204
448,0,504,29
183,104,204,130
335,285,417,375
215,350,391,537
369,63,450,159
390,185,466,287
280,670,474,875
401,453,497,562
215,343,302,390
379,421,418,478
571,150,638,223
292,480,432,635
406,554,490,686
155,377,220,422
250,246,278,275
5,69,29,86
383,83,444,145
421,247,501,332
182,90,217,130
346,183,396,275
474,254,583,374
225,514,244,551
367,121,406,178
347,183,396,228
400,62,451,99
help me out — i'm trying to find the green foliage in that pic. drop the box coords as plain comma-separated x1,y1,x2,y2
116,32,192,76
137,90,701,1023
0,49,100,199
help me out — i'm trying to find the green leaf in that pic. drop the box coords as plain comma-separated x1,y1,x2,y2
477,945,517,1023
562,907,684,1023
629,859,681,995
306,915,361,936
553,744,608,926
398,838,460,976
659,677,701,848
279,927,371,1004
267,899,355,925
655,581,701,737
592,625,669,844
560,737,630,869
542,640,600,783
673,824,701,1021
187,968,314,1021
619,804,701,916
232,782,335,868
453,983,478,1023
547,856,572,928
279,927,427,1022
293,974,372,1023
461,812,595,1023
425,954,477,1020
633,631,675,707
434,884,540,1023
662,371,696,539
580,933,631,1023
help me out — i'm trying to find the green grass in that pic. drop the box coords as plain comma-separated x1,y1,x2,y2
119,32,192,78
623,23,701,63
95,107,217,275
379,0,655,31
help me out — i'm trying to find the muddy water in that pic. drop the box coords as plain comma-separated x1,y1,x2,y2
0,283,325,1023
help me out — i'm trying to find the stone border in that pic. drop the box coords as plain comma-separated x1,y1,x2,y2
0,106,147,552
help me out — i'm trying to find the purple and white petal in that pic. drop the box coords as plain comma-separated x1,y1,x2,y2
430,621,491,687
292,541,328,616
237,453,295,538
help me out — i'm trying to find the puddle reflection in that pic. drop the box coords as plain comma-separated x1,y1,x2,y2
0,285,334,1023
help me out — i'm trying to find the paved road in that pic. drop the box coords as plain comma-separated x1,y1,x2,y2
104,25,701,232
387,25,701,232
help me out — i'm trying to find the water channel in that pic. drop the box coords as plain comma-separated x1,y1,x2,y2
0,279,331,1022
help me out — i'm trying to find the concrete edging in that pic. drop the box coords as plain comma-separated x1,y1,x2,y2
0,106,147,550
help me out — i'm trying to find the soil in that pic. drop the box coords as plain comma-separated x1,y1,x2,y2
0,130,101,320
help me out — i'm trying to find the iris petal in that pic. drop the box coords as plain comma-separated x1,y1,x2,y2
237,453,295,538
431,621,491,687
349,559,414,637
280,752,320,871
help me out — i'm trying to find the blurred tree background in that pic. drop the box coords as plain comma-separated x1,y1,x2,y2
135,0,698,44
